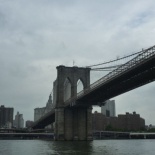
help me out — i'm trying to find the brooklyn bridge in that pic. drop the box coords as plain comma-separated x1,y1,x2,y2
31,45,155,141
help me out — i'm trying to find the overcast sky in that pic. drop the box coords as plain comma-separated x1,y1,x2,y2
0,0,155,125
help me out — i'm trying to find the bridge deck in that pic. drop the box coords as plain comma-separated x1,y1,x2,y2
66,45,155,106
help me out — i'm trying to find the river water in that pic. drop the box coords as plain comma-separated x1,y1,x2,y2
0,140,154,155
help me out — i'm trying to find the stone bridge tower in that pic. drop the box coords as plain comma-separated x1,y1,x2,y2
54,65,92,140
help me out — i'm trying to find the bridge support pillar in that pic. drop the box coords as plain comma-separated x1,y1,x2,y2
87,107,93,140
64,108,73,140
73,108,79,140
55,106,93,141
77,108,87,140
55,108,65,140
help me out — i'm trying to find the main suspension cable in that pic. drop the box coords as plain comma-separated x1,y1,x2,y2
86,49,144,68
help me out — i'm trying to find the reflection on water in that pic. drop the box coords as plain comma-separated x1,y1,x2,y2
0,140,155,155
48,141,93,155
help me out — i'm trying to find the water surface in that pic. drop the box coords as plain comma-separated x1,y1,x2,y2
0,140,155,155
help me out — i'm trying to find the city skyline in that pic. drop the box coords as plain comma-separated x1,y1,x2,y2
0,0,155,125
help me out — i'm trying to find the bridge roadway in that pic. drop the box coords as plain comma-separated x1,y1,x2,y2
32,45,155,129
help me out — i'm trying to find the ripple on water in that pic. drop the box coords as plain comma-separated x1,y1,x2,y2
0,139,155,155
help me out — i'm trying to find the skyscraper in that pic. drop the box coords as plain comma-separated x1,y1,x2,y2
14,112,24,128
34,94,53,121
101,100,116,117
0,105,14,128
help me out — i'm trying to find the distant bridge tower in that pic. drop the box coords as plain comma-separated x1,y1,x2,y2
54,65,92,140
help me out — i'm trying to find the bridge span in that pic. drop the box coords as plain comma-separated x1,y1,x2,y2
32,45,155,141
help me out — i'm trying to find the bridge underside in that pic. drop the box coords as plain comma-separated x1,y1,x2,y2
76,55,155,105
32,110,55,129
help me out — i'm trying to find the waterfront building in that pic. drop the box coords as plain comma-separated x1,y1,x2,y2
0,105,14,128
14,112,24,128
92,111,145,131
117,112,145,131
25,120,34,128
92,111,107,131
101,100,116,117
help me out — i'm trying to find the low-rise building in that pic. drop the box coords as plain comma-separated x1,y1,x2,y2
92,111,107,131
117,112,145,131
25,120,34,128
92,111,145,131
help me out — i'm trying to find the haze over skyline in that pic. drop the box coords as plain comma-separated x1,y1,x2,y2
0,0,155,125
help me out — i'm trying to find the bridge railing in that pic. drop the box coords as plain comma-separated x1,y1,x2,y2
65,45,155,106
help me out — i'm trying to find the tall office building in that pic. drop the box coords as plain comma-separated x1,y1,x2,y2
0,105,14,128
34,94,53,121
101,100,116,117
34,107,45,122
14,112,24,128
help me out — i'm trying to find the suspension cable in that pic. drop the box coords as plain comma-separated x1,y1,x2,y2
91,64,122,70
86,49,144,68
